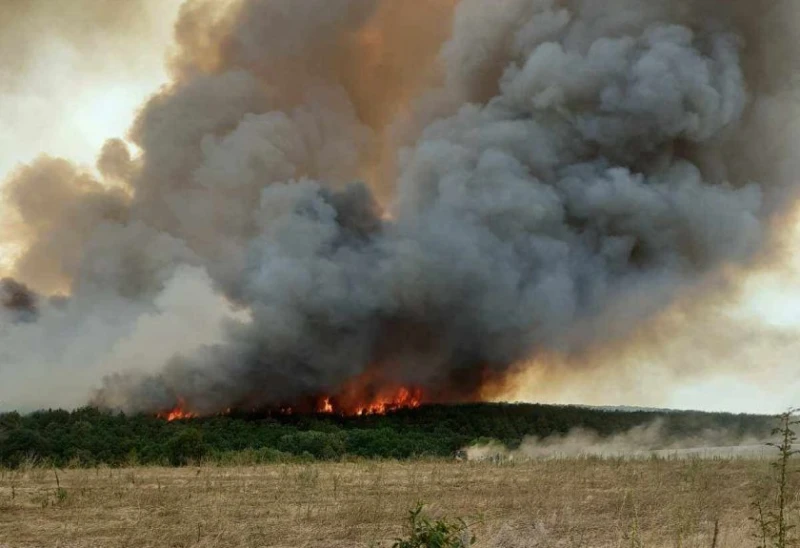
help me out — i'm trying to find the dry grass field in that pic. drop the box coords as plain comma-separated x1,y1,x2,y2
0,458,779,547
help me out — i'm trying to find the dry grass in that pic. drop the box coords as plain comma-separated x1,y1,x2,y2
0,458,774,547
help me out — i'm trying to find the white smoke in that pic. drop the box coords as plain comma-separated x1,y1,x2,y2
0,267,241,412
463,419,769,461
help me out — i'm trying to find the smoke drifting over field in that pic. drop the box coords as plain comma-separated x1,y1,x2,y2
463,419,768,461
1,0,799,414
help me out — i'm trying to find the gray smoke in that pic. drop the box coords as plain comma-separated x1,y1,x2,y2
1,0,798,414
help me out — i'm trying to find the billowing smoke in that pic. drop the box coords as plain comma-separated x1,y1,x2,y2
1,0,799,414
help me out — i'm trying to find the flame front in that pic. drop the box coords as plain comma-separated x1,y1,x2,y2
158,398,196,422
156,381,423,420
315,385,423,416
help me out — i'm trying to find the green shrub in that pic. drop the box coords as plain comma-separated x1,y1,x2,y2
167,428,206,466
391,503,475,548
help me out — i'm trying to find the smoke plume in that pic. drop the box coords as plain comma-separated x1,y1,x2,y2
1,0,799,414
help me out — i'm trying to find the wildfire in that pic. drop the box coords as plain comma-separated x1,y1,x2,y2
320,397,334,414
315,385,423,416
156,382,424,420
157,398,196,422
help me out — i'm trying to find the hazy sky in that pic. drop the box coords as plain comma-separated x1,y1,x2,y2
0,1,180,176
0,1,182,273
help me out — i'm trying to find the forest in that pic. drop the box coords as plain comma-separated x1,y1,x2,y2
0,403,774,467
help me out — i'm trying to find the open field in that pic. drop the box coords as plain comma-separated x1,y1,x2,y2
0,458,780,548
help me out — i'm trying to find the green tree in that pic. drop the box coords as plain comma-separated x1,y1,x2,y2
167,428,206,466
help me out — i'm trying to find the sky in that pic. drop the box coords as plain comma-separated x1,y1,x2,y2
0,0,798,415
0,2,181,171
0,0,181,270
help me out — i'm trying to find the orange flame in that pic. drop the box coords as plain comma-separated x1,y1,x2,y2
157,398,196,422
157,381,424,419
320,397,334,414
315,385,423,416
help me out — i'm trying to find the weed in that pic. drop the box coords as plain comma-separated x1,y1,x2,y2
751,409,799,548
55,486,68,504
53,468,68,505
295,466,320,489
391,503,476,548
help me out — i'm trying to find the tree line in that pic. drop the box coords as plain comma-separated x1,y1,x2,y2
0,403,773,467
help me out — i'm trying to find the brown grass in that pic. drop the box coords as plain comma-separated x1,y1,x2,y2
0,458,773,547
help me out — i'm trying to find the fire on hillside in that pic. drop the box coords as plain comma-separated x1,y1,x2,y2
157,380,424,421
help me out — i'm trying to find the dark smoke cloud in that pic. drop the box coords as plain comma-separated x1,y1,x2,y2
0,278,38,323
1,0,799,414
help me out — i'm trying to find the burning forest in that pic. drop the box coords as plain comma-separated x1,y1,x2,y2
158,382,424,420
1,0,800,417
